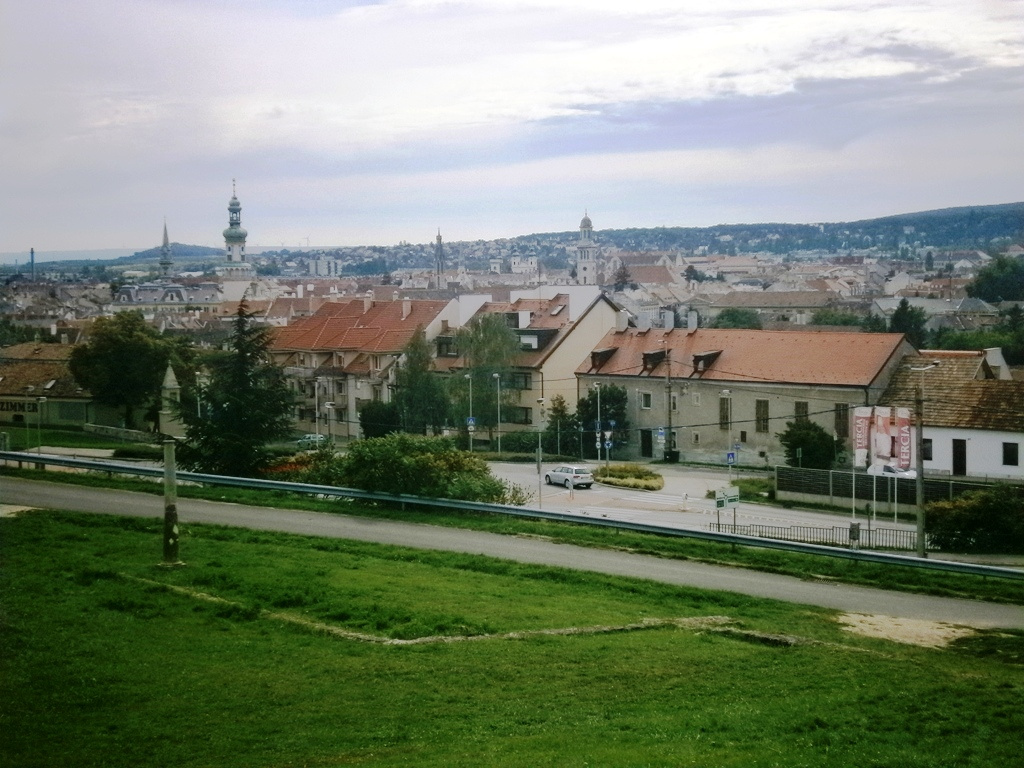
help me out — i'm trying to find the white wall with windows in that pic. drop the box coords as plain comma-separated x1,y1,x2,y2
921,426,1024,480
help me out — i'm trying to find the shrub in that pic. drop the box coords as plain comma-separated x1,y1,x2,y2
285,434,529,505
499,430,543,453
594,463,665,491
926,484,1024,554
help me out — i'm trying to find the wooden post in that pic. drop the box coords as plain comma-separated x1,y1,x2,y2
162,440,181,565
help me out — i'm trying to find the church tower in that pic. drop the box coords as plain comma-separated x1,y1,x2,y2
159,221,172,279
575,212,596,285
223,180,248,263
434,229,445,289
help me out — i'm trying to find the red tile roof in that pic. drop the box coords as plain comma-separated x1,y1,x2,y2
577,328,910,387
270,298,449,354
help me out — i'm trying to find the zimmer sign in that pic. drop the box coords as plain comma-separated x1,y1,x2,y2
852,406,912,471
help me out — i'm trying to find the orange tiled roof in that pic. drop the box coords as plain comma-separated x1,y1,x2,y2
577,328,910,387
270,298,449,354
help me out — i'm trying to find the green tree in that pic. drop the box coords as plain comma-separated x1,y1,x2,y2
611,264,632,289
777,420,842,470
0,317,48,347
312,433,529,504
451,314,522,439
575,384,630,460
810,309,862,326
711,308,762,330
927,485,1024,554
888,298,928,348
966,255,1024,302
542,394,578,455
359,400,401,438
860,312,888,333
393,327,449,434
69,311,171,429
175,303,294,477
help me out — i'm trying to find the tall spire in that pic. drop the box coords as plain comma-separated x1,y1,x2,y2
435,229,445,289
159,219,172,279
223,182,248,263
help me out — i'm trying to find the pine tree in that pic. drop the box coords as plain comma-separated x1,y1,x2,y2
176,302,294,477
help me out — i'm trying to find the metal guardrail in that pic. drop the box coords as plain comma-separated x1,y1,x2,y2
708,523,918,551
3,450,1022,582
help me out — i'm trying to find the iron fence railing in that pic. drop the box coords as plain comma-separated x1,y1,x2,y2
708,523,917,551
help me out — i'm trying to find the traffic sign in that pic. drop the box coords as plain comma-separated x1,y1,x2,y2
726,451,736,465
595,441,601,449
466,416,476,426
604,440,613,449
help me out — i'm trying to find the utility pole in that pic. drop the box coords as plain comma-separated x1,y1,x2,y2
665,347,673,462
162,440,182,566
915,384,926,558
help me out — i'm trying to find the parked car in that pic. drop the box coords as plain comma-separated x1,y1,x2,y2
866,463,917,479
544,465,594,489
297,434,327,450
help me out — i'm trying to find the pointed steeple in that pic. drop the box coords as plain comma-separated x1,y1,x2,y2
159,219,173,279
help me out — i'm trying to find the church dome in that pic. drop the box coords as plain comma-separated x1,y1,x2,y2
223,226,248,242
228,195,241,212
580,214,592,229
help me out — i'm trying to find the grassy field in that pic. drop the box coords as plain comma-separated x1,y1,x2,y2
1,510,1022,767
3,466,1022,605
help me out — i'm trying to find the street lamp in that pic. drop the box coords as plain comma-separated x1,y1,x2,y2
36,396,46,455
593,382,602,465
492,372,502,454
907,361,940,558
536,397,546,506
324,402,335,444
721,389,732,482
464,373,474,453
314,377,323,437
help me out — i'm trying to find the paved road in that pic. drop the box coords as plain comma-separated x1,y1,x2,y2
3,476,1022,629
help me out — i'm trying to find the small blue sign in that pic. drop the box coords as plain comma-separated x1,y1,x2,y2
727,451,736,465
466,416,476,426
604,440,613,449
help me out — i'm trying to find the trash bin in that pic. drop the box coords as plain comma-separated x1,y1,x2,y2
664,449,680,463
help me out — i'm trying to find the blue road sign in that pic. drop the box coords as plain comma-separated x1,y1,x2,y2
726,451,736,465
604,440,613,449
466,416,476,426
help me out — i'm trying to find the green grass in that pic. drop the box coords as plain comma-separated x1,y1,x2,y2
595,462,666,491
1,425,135,451
4,466,1022,605
1,511,1021,767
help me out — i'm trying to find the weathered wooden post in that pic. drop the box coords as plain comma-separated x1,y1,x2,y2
162,439,182,565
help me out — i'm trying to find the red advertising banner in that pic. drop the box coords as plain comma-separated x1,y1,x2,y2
853,407,872,468
872,406,892,469
895,407,912,469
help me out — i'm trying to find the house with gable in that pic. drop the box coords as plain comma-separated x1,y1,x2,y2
878,349,1024,479
575,326,914,464
434,290,621,433
269,295,458,439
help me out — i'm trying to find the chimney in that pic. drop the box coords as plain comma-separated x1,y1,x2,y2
615,310,629,333
403,298,411,320
393,291,400,302
662,308,675,329
296,283,304,299
687,310,698,333
363,292,373,313
60,333,69,345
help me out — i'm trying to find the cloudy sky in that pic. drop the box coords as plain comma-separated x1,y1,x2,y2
2,0,1022,258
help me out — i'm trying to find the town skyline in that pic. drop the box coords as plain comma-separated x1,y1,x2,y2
3,1,1023,256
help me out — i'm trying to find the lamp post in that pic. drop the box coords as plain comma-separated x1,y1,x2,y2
324,402,335,444
907,361,940,558
536,397,546,506
314,377,323,437
593,382,602,464
492,372,502,454
36,396,46,455
721,389,732,482
465,373,474,453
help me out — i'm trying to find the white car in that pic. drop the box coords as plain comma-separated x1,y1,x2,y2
867,464,917,479
297,434,327,450
544,465,594,489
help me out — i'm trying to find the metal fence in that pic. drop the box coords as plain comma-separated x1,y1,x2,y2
708,522,917,551
775,466,1012,512
2,450,1022,582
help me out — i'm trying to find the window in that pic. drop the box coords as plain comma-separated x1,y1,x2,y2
691,432,700,445
507,406,532,425
719,396,731,430
509,372,532,390
640,391,652,409
795,401,809,423
692,391,701,407
671,393,678,412
739,430,747,443
922,438,933,461
755,399,769,433
1004,442,1020,466
834,403,850,438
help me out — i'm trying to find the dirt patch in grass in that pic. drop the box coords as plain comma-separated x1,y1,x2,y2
0,504,37,518
838,612,977,648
